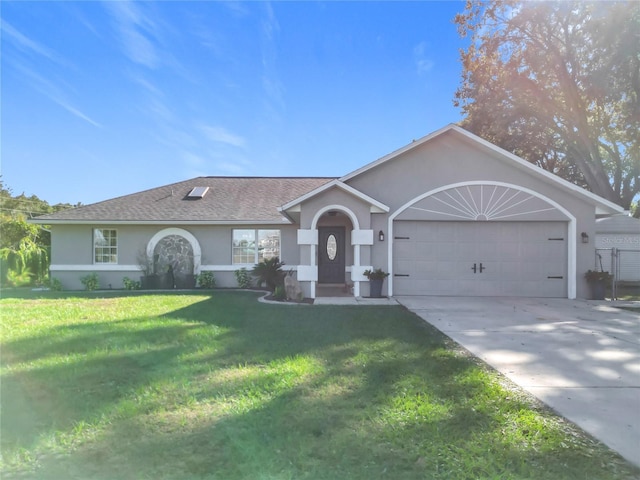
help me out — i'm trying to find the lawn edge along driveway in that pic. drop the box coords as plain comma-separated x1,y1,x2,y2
398,296,640,467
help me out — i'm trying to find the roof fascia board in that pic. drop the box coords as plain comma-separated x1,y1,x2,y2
28,219,294,226
341,123,622,215
280,179,389,213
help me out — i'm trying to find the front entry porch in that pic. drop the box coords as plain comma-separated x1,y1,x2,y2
295,205,375,299
316,283,352,298
313,296,398,305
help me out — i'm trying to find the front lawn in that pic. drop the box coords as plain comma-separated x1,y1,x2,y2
1,291,637,479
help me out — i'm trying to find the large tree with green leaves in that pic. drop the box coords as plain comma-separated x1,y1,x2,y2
0,179,77,286
454,0,640,209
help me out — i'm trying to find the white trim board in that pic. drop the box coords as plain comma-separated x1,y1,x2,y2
50,264,141,271
200,265,299,272
51,264,301,273
31,219,294,226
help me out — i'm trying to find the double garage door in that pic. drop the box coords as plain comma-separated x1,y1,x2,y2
393,221,567,297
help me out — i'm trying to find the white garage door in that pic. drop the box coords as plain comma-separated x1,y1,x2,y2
393,221,568,297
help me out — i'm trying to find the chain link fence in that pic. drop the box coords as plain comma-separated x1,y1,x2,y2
595,247,640,300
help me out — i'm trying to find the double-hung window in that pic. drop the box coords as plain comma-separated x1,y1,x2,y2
94,228,117,264
232,229,280,264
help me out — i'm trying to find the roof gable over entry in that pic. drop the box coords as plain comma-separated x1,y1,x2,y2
279,179,389,214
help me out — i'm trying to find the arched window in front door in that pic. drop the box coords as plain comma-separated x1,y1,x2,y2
326,234,337,260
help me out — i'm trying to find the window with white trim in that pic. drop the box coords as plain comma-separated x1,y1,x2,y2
94,229,117,264
232,229,280,264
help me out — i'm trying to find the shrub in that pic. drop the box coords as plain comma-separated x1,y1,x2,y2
197,271,216,289
251,257,285,292
49,277,64,291
584,270,613,282
363,268,389,280
80,272,99,291
273,285,287,301
123,276,141,290
234,267,252,288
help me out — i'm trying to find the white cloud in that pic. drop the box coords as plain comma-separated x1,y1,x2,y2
13,62,102,128
413,41,434,75
200,125,247,149
103,1,160,68
129,72,164,97
1,19,68,67
258,3,285,128
54,100,102,128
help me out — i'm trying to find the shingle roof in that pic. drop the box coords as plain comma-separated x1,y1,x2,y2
31,177,335,224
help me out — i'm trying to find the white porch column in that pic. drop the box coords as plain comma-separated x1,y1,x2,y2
351,229,374,246
297,229,319,298
351,229,373,298
297,229,318,245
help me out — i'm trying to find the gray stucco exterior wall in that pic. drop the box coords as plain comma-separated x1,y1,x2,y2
49,224,299,290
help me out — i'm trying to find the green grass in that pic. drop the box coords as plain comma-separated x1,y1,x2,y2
1,291,638,480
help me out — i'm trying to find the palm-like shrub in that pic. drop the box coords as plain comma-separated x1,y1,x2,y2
251,257,285,292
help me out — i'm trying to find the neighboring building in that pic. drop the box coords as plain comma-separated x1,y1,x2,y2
595,214,640,282
31,125,623,298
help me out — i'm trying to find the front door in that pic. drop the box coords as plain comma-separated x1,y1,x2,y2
318,227,346,283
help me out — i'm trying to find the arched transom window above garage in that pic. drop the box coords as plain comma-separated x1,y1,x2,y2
395,182,570,222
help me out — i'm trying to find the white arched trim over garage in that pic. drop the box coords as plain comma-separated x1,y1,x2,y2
387,181,577,299
147,227,203,274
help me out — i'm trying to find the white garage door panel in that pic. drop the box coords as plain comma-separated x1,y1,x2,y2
393,221,567,297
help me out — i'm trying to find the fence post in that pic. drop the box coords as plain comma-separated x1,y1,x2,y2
611,247,617,300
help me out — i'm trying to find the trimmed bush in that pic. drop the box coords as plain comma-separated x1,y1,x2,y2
197,271,216,289
80,273,99,291
123,277,141,290
49,278,64,291
234,268,252,288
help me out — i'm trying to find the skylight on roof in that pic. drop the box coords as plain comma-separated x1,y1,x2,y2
187,186,210,199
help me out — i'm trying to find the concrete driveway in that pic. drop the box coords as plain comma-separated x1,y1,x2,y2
396,296,640,467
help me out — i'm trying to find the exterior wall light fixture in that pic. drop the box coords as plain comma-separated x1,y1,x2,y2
581,232,589,244
379,230,385,242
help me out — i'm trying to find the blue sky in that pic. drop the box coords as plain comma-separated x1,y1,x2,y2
2,1,468,206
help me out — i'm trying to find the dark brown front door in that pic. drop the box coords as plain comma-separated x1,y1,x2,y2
318,227,345,283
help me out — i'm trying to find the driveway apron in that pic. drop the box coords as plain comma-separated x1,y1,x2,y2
396,296,640,467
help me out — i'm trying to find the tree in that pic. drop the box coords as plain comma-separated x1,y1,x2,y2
0,179,78,286
454,1,640,208
0,219,49,286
